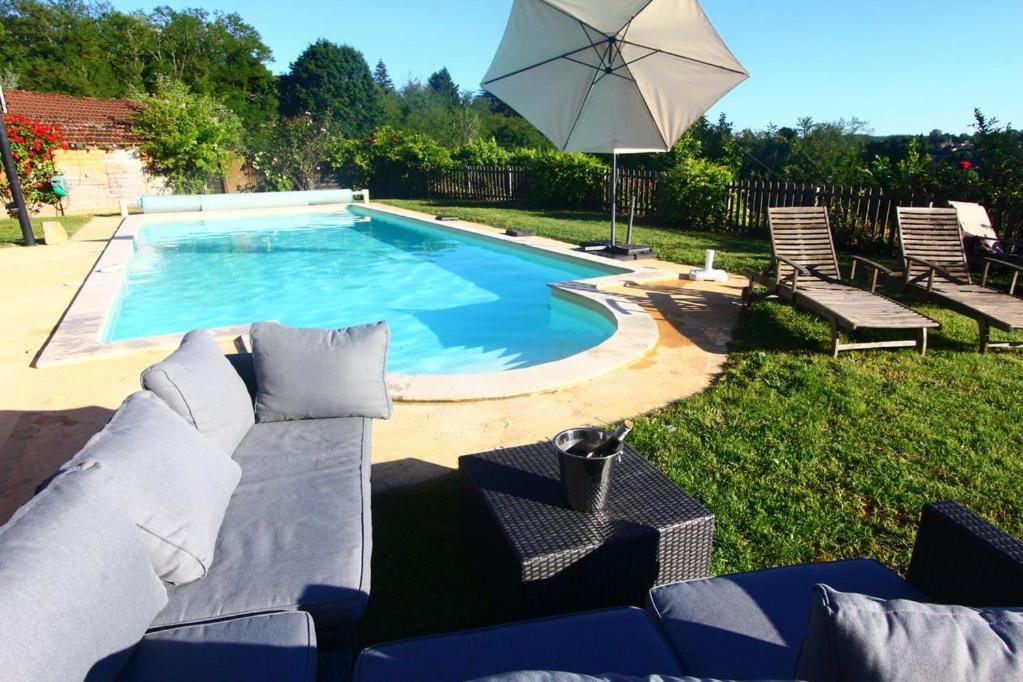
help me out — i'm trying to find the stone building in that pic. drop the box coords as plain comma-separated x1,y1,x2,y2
5,90,254,216
5,90,167,216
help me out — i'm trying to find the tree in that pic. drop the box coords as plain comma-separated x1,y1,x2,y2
279,40,381,137
0,0,119,97
784,117,870,185
139,8,278,126
427,68,460,107
133,78,243,193
246,114,336,191
0,2,277,126
971,109,1023,210
373,59,394,94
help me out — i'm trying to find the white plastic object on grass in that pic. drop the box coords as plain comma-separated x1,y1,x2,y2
687,249,729,283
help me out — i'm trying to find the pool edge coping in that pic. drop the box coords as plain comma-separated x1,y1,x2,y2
36,202,672,401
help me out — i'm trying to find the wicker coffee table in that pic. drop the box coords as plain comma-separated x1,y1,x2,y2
459,442,714,617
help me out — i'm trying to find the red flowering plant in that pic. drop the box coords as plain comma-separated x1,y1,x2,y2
1,114,68,210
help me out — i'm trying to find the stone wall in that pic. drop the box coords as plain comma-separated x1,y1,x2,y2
222,154,256,193
35,147,167,217
31,149,254,216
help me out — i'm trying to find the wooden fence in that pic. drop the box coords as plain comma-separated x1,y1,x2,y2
725,181,934,246
427,165,665,217
420,165,1021,244
428,166,529,203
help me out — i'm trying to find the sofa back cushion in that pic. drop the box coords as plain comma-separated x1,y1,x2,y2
250,321,392,422
142,329,255,455
61,391,242,584
795,585,1023,681
0,465,168,681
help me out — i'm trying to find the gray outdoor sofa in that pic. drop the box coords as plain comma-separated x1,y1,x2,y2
0,322,390,681
355,501,1023,681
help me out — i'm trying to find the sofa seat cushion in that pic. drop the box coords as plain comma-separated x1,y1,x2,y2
0,466,169,681
142,329,255,455
354,608,684,682
645,559,927,680
120,612,317,682
152,417,372,631
61,391,242,585
796,586,1023,681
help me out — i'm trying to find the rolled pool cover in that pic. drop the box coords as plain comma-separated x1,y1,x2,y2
140,189,355,214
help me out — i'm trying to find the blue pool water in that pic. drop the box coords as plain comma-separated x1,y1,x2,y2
105,209,625,374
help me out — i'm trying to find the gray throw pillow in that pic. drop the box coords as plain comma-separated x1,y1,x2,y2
142,329,255,456
60,391,242,585
0,464,168,681
795,585,1023,681
251,321,392,422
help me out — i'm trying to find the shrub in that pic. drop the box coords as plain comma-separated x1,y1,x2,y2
519,151,607,209
246,114,336,191
452,137,511,166
654,156,734,230
1,114,67,210
133,78,243,193
329,126,453,198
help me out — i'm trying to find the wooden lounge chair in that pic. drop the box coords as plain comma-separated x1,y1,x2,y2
743,206,939,357
897,207,1023,353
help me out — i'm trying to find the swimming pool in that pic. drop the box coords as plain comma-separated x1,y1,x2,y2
103,208,627,374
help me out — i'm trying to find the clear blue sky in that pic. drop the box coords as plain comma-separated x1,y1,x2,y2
109,0,1022,135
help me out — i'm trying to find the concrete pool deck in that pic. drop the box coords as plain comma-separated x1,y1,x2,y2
0,212,742,522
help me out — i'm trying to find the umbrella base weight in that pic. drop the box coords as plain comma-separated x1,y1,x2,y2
505,229,536,237
596,244,655,261
578,240,609,251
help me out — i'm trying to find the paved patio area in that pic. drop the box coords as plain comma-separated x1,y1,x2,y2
0,213,741,522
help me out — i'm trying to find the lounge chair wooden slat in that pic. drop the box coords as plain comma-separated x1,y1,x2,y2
741,207,938,356
896,207,1023,352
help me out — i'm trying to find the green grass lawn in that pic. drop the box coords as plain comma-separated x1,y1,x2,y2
362,201,1023,648
0,214,95,246
381,199,772,274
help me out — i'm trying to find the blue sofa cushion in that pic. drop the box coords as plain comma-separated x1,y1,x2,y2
120,612,317,682
151,417,371,632
0,466,168,681
795,585,1023,681
142,329,256,456
645,559,927,680
251,321,392,422
354,608,684,682
60,391,242,585
471,675,753,682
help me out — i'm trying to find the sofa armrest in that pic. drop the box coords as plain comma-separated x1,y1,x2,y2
226,353,258,401
906,501,1023,607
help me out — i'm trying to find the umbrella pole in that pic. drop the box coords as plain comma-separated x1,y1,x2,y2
610,152,618,246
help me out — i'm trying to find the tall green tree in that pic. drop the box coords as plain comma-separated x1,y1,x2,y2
0,1,277,126
373,59,394,94
427,68,460,107
0,0,119,96
137,7,278,125
280,40,381,137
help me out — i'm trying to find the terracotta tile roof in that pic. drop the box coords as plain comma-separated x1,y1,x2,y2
3,90,143,148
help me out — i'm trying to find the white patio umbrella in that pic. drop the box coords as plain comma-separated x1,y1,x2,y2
482,0,749,245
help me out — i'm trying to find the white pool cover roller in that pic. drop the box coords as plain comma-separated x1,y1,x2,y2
481,0,749,154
